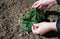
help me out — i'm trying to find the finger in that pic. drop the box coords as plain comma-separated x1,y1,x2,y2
33,2,41,8
31,26,34,30
32,1,39,8
47,4,54,9
42,5,47,10
43,6,47,13
31,26,37,33
41,5,48,12
33,24,39,29
31,26,35,31
32,25,38,30
33,28,40,34
38,4,43,9
38,5,47,13
31,26,34,33
32,26,40,34
31,26,39,33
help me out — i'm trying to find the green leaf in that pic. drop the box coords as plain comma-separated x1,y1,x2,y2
20,8,46,32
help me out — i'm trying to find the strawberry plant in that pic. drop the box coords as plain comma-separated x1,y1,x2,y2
20,8,45,31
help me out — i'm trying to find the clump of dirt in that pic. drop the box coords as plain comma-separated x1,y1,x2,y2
0,0,60,39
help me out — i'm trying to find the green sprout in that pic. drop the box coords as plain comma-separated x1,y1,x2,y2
20,8,45,31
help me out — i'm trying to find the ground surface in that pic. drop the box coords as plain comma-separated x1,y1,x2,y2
0,0,60,39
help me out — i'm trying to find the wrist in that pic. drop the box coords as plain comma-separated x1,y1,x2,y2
53,0,57,4
49,22,57,31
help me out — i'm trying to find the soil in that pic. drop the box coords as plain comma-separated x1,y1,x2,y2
0,0,60,39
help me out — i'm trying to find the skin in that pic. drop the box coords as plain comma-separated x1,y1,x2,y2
32,22,57,35
32,0,57,35
32,0,57,11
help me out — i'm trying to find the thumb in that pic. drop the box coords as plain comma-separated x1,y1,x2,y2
31,26,40,34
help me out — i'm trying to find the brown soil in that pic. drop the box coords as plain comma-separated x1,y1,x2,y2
0,0,60,39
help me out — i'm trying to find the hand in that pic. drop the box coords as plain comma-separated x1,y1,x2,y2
31,22,57,35
32,0,57,10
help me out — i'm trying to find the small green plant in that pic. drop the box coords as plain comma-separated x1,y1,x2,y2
20,8,45,31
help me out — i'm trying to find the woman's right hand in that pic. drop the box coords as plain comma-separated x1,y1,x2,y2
31,22,57,35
